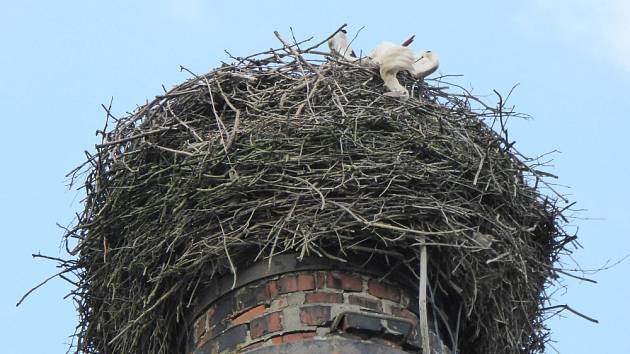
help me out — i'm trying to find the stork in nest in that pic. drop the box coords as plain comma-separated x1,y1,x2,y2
368,41,416,98
327,29,440,98
327,29,357,61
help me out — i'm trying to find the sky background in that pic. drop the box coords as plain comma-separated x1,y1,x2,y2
1,1,628,353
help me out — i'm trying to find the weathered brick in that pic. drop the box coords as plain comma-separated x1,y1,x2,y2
232,304,267,325
255,283,274,302
278,275,299,294
299,305,331,326
384,318,413,340
278,274,315,294
368,279,401,302
305,292,343,304
297,273,315,290
326,272,362,291
250,311,283,339
216,324,248,352
236,283,270,311
281,331,316,343
348,295,382,311
267,280,279,298
341,313,382,334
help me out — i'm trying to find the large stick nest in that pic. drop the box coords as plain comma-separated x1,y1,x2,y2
60,30,573,354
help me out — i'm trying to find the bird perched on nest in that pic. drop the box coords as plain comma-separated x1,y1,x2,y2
369,36,440,97
327,29,357,61
327,29,440,98
368,41,416,98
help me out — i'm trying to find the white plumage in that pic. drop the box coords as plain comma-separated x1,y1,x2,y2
327,28,441,98
327,30,356,61
411,50,440,80
368,42,415,97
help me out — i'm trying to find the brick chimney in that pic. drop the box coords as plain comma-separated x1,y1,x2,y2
186,254,450,354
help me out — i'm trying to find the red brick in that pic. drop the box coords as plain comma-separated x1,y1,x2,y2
267,280,279,298
348,295,382,311
278,275,299,294
271,335,283,344
299,305,331,326
232,304,267,325
278,274,315,294
297,274,315,291
236,283,274,310
305,292,343,304
326,272,362,291
368,279,401,302
281,331,316,343
250,311,283,339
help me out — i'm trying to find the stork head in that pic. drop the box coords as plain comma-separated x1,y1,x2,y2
329,29,348,43
328,29,355,60
411,50,440,79
420,50,439,64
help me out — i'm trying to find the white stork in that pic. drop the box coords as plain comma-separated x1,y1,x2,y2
368,41,415,98
327,29,356,61
328,30,440,97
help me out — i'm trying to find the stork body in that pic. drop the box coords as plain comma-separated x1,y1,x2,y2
368,42,415,97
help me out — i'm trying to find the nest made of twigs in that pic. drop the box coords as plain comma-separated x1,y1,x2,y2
58,29,573,354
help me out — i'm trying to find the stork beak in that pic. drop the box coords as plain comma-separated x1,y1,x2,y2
401,35,415,47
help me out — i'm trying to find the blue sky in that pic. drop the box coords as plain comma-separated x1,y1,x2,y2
1,1,628,353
